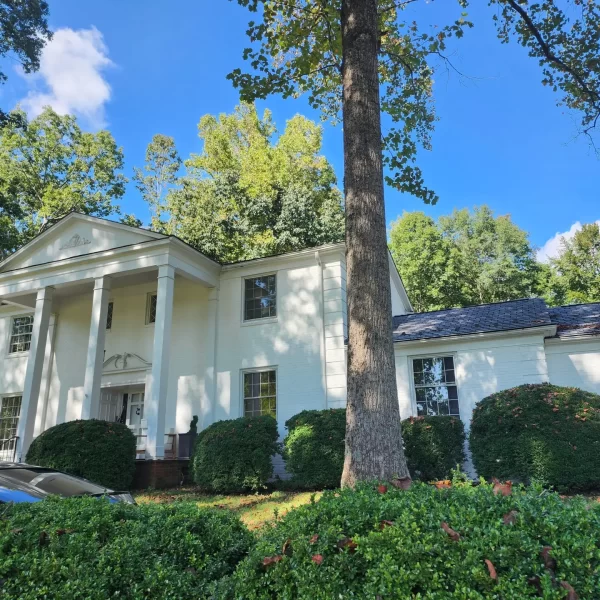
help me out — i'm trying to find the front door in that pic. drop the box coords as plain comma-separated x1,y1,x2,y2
99,389,145,426
127,392,145,428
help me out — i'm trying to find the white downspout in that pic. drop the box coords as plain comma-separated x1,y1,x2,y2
315,251,328,409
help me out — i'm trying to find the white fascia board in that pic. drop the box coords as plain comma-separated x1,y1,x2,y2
388,251,413,313
393,325,558,349
545,334,600,345
220,243,346,279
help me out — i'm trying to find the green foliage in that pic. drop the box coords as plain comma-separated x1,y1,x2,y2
26,419,136,490
160,103,344,262
549,222,600,304
283,409,346,489
227,481,600,599
401,416,466,481
0,107,126,256
390,206,540,311
0,497,253,599
134,133,181,231
470,383,600,492
192,415,281,493
0,1,51,122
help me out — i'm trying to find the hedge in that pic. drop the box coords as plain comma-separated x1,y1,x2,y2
225,480,600,599
0,497,252,599
283,409,346,489
191,415,280,493
26,419,136,490
470,383,600,492
401,415,466,481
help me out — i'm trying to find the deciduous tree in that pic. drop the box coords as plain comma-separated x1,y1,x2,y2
0,107,126,256
226,0,600,485
158,103,344,262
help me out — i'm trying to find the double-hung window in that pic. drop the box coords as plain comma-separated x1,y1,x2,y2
412,356,459,416
243,370,277,418
9,316,34,354
244,275,276,321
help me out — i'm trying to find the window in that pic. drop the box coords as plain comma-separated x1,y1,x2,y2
412,356,459,417
9,316,33,354
0,395,22,459
106,302,114,330
244,275,276,321
243,370,276,417
146,293,157,324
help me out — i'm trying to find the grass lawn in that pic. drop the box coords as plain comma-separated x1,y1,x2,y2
135,487,323,530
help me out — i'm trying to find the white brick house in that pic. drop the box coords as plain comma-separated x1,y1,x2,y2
0,213,599,468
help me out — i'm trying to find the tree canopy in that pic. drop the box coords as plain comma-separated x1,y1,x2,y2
0,0,51,123
0,107,126,257
389,207,539,312
138,103,345,262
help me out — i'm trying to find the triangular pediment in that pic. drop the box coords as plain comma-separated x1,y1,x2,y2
0,213,166,272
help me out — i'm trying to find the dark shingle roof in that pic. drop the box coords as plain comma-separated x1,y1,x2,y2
392,298,552,343
549,303,600,339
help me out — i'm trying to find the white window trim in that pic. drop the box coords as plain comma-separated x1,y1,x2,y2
0,393,23,446
241,272,278,325
240,366,278,419
408,352,460,417
145,292,157,326
7,314,34,356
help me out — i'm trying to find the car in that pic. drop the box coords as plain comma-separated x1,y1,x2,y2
0,463,136,504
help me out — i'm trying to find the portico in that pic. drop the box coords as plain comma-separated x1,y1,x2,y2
0,213,220,461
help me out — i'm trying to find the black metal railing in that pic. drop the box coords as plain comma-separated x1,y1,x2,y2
0,436,19,462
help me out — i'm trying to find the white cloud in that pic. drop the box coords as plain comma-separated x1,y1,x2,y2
537,220,600,263
18,27,113,129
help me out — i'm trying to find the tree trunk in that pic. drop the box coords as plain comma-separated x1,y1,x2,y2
340,0,411,487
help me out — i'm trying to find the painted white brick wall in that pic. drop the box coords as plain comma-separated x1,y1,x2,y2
545,338,600,395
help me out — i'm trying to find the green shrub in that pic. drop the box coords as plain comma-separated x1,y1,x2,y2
283,409,346,489
227,480,600,599
470,383,600,492
402,415,466,481
0,497,253,599
192,415,280,493
26,419,136,490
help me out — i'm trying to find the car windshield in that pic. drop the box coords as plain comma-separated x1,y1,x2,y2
0,468,111,497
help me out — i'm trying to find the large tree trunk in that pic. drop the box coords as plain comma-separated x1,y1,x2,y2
340,0,411,487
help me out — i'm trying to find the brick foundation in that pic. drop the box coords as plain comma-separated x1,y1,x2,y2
133,459,191,489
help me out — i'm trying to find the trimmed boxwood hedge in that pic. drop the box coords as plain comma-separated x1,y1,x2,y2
470,383,600,492
0,497,253,599
225,480,600,599
26,419,136,490
401,415,466,481
191,415,280,493
283,409,346,489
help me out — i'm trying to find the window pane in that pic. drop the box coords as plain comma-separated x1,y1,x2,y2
244,276,276,321
106,302,114,330
412,356,460,419
443,357,455,371
243,370,276,416
9,316,33,354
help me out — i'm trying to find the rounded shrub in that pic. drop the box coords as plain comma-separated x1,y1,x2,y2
0,497,253,599
283,409,346,489
192,415,280,493
26,419,136,490
470,383,600,491
402,415,466,481
227,481,600,599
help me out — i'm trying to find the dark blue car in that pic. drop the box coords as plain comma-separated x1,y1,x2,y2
0,463,135,504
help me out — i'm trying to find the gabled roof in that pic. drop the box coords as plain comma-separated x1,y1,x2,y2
549,303,600,339
392,298,553,343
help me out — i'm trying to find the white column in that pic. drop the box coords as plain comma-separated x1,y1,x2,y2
146,265,175,459
81,277,112,420
17,287,54,460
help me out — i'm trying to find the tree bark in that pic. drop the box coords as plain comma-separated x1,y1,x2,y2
340,0,411,487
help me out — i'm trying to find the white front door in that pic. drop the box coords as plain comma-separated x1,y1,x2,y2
127,392,145,428
99,390,123,422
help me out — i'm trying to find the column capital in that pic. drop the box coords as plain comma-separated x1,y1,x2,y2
93,276,112,291
157,265,175,280
35,286,55,302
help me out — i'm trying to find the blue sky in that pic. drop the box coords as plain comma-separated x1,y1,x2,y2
1,0,598,261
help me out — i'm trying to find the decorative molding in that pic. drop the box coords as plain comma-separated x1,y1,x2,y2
103,352,151,372
60,234,91,250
